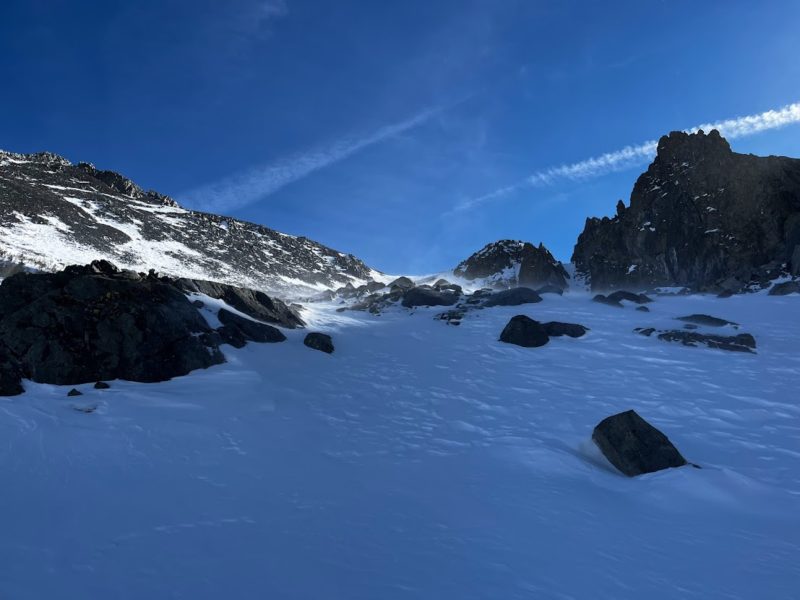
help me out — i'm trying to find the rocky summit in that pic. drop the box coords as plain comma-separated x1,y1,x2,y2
572,130,800,292
0,150,376,296
454,240,570,290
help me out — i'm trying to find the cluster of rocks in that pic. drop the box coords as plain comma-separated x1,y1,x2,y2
593,290,653,309
632,312,754,353
572,129,800,293
499,315,588,348
0,260,317,396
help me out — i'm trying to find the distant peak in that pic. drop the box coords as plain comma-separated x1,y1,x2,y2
655,129,731,163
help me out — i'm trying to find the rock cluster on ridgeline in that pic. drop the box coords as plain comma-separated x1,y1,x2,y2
572,130,800,292
454,240,570,291
0,260,299,395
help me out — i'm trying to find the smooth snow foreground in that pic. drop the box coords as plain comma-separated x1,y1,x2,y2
1,291,798,599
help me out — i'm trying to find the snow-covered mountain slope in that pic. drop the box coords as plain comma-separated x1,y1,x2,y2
1,290,797,599
0,150,377,297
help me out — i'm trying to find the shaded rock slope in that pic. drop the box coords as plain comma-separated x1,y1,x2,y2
0,150,376,296
572,130,800,292
0,261,299,395
454,240,570,290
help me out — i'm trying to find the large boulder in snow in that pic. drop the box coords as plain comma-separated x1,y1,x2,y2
304,332,334,354
482,287,543,307
454,240,569,290
768,281,800,296
217,308,286,348
592,410,688,476
175,278,303,328
401,287,460,308
499,315,549,348
0,261,225,391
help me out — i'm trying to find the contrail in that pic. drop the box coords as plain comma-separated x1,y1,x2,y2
184,105,444,214
455,101,800,212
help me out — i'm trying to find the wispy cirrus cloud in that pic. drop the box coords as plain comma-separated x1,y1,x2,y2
184,105,444,214
454,101,800,213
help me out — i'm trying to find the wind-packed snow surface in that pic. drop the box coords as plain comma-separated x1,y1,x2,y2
1,290,798,599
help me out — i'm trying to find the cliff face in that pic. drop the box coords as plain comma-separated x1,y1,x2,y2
572,130,800,291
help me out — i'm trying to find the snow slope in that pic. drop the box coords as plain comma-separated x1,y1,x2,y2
0,290,798,599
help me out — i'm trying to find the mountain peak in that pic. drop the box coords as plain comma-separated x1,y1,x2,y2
655,129,732,165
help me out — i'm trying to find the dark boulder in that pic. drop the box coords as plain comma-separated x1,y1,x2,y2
543,322,588,338
768,281,800,296
606,290,652,304
94,381,110,389
175,278,303,328
499,315,549,348
67,388,83,397
676,314,738,327
636,305,650,312
592,409,688,476
304,332,334,354
401,287,459,308
483,287,543,307
388,276,415,290
593,294,623,308
217,308,286,346
536,284,564,295
0,261,225,390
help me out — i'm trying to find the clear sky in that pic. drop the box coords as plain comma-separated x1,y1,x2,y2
2,0,799,273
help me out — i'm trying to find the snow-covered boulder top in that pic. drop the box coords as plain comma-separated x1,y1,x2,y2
454,240,570,290
0,148,376,297
572,130,800,293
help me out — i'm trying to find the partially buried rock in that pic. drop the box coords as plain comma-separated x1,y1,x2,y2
592,294,623,308
676,314,738,327
543,321,588,338
67,388,83,397
499,315,549,348
94,381,110,389
606,290,653,304
482,287,542,307
401,287,459,308
304,332,334,354
636,305,650,312
657,330,755,353
217,308,286,348
592,409,688,477
768,281,800,296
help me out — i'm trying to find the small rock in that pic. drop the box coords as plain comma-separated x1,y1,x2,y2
67,388,83,397
304,332,334,354
543,322,588,338
592,409,688,476
499,315,549,348
676,314,738,327
636,306,650,312
94,381,110,389
657,330,756,353
634,327,656,337
606,290,653,304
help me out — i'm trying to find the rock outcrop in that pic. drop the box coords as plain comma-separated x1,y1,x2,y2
454,240,569,290
572,130,800,291
304,332,334,354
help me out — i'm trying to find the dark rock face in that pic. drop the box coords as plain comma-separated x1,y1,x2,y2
499,315,549,348
176,279,303,328
482,287,543,307
217,308,286,347
592,410,688,477
543,322,588,338
454,240,570,290
0,261,225,390
0,344,24,396
573,130,800,291
401,287,459,308
635,326,756,353
0,150,376,296
304,332,334,354
389,276,415,290
676,314,738,327
769,281,800,296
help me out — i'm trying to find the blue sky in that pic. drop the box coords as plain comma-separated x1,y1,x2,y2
2,0,799,273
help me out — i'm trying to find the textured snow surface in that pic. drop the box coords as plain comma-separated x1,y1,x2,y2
1,291,798,599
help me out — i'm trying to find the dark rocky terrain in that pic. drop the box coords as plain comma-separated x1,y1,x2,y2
454,240,570,290
0,260,300,395
0,150,375,296
573,130,800,292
